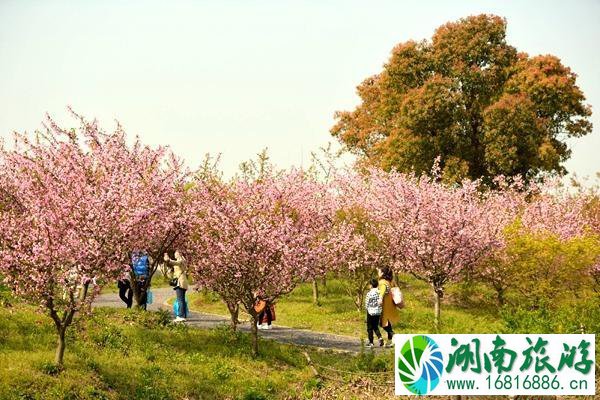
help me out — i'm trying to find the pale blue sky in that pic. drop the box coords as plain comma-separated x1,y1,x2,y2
1,0,599,177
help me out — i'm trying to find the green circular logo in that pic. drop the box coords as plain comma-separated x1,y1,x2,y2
397,335,444,395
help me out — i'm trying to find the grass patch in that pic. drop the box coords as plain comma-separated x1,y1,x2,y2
0,302,396,399
1,279,598,399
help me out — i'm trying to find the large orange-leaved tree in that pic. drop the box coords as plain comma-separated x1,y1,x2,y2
331,14,592,183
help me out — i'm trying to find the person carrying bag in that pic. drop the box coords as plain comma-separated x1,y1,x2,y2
377,266,400,347
164,250,189,322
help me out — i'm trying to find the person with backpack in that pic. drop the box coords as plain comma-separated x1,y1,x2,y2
377,266,400,347
164,250,189,322
365,278,384,348
131,250,151,310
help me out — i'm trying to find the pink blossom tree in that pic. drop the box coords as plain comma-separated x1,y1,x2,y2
520,179,587,239
0,110,195,366
0,113,137,366
102,125,195,308
587,211,600,294
55,111,195,308
571,178,600,293
324,173,390,310
189,170,330,355
325,208,389,310
364,168,520,328
479,179,589,305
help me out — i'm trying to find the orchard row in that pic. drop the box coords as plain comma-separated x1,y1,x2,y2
0,111,598,362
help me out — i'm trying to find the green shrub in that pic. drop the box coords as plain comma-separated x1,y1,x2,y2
85,358,100,373
241,388,269,400
39,361,62,376
354,344,392,372
303,377,324,393
213,323,244,345
502,298,600,334
0,281,13,307
90,324,130,352
478,227,599,308
213,360,234,381
123,308,171,328
82,386,111,400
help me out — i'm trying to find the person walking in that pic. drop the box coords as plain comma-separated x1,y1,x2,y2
164,250,189,322
365,278,384,348
377,266,399,347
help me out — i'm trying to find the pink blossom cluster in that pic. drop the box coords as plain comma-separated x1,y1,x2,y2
323,172,390,275
188,170,331,315
353,169,523,289
520,178,587,240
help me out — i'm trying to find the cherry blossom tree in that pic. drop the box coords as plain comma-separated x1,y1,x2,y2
0,113,137,366
0,110,196,366
306,144,340,305
189,170,330,355
55,111,195,309
363,167,520,328
479,179,589,305
325,207,389,310
324,173,390,311
106,129,195,308
571,178,600,294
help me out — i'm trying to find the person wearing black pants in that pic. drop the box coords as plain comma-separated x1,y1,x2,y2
381,321,394,341
136,276,148,310
117,278,133,308
377,266,399,347
365,278,384,347
367,314,383,346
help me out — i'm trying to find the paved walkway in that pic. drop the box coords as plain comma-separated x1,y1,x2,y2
94,287,389,354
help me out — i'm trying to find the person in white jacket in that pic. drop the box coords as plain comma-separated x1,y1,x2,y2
365,278,384,348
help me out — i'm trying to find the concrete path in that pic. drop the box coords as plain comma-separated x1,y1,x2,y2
94,287,391,354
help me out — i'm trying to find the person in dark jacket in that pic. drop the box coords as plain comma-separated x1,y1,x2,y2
117,270,133,308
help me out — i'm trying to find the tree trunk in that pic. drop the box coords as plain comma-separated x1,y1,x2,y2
434,287,442,330
354,290,363,312
131,274,150,309
226,302,239,331
312,279,320,306
130,275,141,306
496,288,505,306
250,314,259,357
132,284,141,307
55,326,67,367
